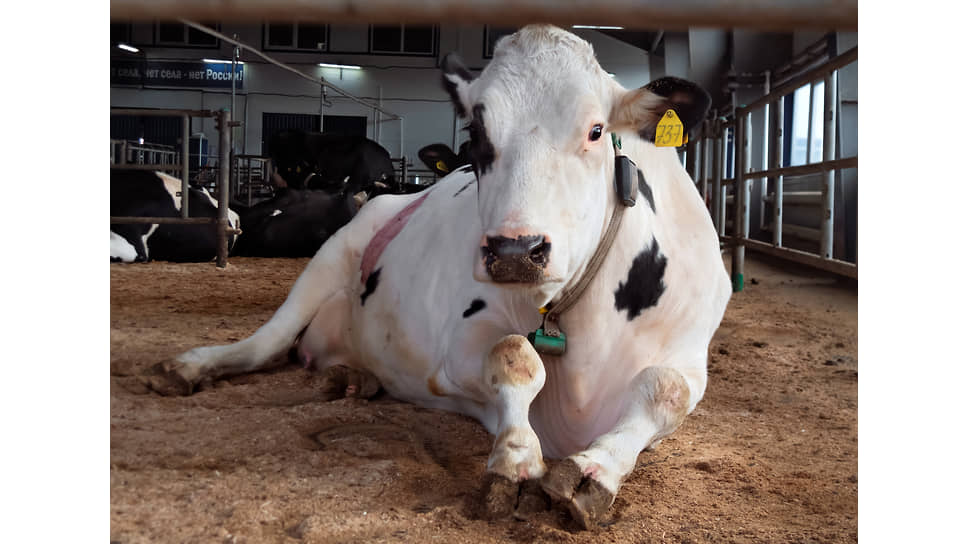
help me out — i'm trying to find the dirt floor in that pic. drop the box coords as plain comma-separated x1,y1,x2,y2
110,254,857,543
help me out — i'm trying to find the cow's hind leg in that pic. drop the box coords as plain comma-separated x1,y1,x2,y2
541,366,700,529
480,335,548,519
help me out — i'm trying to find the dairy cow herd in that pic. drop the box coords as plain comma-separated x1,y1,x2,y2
110,130,459,263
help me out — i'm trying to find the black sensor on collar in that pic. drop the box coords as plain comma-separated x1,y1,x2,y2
614,155,637,207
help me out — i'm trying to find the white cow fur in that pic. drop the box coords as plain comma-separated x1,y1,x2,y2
167,25,730,522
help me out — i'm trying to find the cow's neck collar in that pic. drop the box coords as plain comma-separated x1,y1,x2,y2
528,138,631,355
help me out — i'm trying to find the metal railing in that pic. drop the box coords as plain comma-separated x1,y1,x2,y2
233,155,273,207
684,47,858,289
110,107,238,267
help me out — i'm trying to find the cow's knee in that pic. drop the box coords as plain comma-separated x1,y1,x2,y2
485,334,545,394
636,366,691,434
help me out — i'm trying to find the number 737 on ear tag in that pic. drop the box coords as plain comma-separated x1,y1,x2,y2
655,109,686,147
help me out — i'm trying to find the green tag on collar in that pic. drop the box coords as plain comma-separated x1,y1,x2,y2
611,132,622,150
527,328,567,356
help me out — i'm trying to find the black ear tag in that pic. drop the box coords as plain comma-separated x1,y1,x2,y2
614,155,637,207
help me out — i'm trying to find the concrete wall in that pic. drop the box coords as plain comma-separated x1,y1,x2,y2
111,24,652,166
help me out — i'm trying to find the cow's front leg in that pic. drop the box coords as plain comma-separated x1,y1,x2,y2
481,335,547,518
541,366,698,529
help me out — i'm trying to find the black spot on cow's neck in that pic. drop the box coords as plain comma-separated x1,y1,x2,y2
462,299,486,318
468,104,496,178
637,169,656,213
453,178,476,197
361,267,382,306
614,238,667,320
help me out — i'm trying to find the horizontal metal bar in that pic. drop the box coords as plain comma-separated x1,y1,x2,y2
763,191,821,205
110,164,183,171
724,156,857,183
737,47,857,116
110,108,216,118
112,0,857,30
111,217,216,225
721,236,857,278
761,223,821,241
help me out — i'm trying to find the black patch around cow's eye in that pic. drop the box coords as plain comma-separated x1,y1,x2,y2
462,298,486,318
360,267,382,306
468,104,496,178
614,238,667,320
589,124,604,142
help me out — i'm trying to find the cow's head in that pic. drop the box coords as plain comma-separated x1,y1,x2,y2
442,25,709,304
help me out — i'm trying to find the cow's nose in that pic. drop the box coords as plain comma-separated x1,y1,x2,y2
481,234,551,283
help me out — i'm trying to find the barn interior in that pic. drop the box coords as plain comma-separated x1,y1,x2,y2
103,2,868,542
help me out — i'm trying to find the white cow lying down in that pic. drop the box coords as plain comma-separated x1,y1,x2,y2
149,25,730,528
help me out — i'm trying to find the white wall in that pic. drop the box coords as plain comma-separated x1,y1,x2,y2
111,24,653,164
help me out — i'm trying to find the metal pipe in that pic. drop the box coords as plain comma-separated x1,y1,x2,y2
729,237,856,279
712,120,724,236
820,71,837,259
114,1,858,30
216,110,231,268
179,20,402,121
650,30,665,53
231,34,238,148
110,163,184,171
805,80,815,163
111,108,213,117
697,121,708,205
770,97,784,246
737,47,856,117
181,114,190,219
731,114,748,292
730,156,857,181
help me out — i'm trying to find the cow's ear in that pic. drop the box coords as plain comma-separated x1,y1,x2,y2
418,144,460,177
609,77,711,143
441,53,475,119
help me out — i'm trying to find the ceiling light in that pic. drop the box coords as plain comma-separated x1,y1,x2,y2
117,43,139,53
572,25,625,30
319,63,362,70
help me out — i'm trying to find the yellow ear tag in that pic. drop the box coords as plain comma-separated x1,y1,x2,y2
655,109,685,147
538,307,548,315
435,160,450,173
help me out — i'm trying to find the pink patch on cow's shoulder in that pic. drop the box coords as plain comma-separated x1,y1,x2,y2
360,192,431,284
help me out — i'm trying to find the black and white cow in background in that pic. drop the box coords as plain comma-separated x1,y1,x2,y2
230,188,359,258
418,141,472,178
149,26,730,528
110,170,240,263
266,130,403,198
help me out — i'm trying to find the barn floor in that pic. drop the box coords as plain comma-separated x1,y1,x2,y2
110,254,857,543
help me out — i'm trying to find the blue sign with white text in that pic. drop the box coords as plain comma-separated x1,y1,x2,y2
111,60,244,89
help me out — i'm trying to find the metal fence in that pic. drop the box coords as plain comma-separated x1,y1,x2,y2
683,46,858,290
110,108,238,267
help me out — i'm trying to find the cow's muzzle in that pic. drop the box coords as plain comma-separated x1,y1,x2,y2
482,234,551,283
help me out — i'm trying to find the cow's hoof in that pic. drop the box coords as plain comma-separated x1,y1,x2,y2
481,472,519,519
319,365,381,400
141,360,200,396
480,473,550,521
540,459,615,530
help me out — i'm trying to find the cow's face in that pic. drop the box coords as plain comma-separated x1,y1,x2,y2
442,25,709,304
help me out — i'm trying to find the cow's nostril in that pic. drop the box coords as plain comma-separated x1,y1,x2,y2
528,240,550,266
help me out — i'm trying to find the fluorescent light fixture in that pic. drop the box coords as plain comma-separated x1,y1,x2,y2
572,25,624,30
203,58,245,65
319,63,362,70
117,43,139,53
608,73,617,78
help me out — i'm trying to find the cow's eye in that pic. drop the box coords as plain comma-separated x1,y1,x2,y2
588,124,604,142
